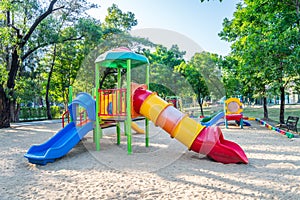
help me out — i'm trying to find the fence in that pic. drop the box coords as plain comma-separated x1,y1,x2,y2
19,106,63,121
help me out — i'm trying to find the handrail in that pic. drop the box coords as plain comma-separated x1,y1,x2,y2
62,110,70,128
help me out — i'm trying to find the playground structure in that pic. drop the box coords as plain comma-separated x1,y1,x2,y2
201,110,225,127
224,97,244,129
24,47,248,165
200,98,253,127
61,87,145,131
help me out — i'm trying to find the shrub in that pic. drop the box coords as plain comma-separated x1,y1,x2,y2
19,106,64,121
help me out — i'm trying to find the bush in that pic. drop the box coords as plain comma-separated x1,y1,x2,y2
51,106,63,119
19,106,64,121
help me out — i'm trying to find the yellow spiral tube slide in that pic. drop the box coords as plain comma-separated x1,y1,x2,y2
133,88,204,149
133,87,248,164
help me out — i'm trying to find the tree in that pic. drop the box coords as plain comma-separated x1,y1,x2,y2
103,4,137,32
142,45,193,99
148,83,175,99
189,52,225,101
219,1,300,122
148,45,186,69
218,56,242,97
42,18,102,118
0,0,97,127
73,4,153,96
175,62,209,116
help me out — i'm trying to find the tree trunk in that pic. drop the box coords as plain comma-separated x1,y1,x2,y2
262,96,268,120
8,50,20,123
45,45,57,120
10,99,16,122
46,95,52,120
14,103,20,122
46,73,53,120
0,84,11,128
99,68,113,89
0,48,20,128
197,93,204,116
279,86,285,124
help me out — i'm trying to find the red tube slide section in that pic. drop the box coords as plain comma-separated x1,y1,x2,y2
133,88,248,164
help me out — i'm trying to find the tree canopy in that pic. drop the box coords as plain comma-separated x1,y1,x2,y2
219,0,300,121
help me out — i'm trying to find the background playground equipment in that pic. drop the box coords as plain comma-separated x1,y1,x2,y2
224,97,244,129
25,47,248,165
201,110,225,127
166,96,182,110
256,118,297,138
200,110,254,127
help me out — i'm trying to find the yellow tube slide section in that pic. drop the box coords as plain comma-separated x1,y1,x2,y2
139,93,205,149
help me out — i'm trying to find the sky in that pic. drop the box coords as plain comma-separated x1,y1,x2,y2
88,0,241,56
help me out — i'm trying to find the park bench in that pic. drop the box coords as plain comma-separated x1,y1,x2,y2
279,116,299,133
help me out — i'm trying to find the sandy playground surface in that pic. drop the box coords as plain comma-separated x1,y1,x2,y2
0,119,300,200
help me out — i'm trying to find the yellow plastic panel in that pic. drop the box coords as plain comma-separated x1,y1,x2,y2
173,116,205,148
140,94,169,123
225,97,243,114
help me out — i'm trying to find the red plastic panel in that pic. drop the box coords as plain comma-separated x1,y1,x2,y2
132,88,152,114
225,114,243,120
190,126,248,164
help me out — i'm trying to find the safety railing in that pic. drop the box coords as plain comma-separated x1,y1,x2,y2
62,110,70,128
98,88,127,117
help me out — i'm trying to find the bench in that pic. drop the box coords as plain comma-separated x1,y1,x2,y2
279,116,299,133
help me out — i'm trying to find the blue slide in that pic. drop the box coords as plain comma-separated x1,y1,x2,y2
24,121,93,165
24,93,96,165
201,111,225,126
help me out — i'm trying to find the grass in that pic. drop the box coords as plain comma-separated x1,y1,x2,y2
243,105,300,130
243,104,299,119
185,104,300,130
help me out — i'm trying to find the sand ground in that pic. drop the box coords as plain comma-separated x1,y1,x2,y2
0,120,300,200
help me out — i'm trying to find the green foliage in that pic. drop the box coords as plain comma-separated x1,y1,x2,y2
142,45,194,99
73,5,151,94
0,0,100,125
175,61,209,116
189,52,225,100
218,56,242,96
19,106,62,121
149,83,175,99
146,45,185,69
73,32,154,95
0,64,8,84
220,1,300,91
219,0,300,121
103,4,137,31
15,76,42,104
175,62,209,101
51,106,62,119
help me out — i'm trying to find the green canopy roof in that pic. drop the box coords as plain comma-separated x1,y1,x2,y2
95,47,149,69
